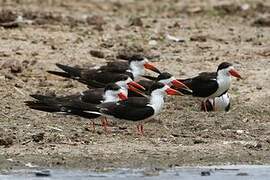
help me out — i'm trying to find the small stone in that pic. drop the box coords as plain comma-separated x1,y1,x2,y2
0,137,13,147
201,171,211,176
31,52,39,57
35,170,51,177
93,24,103,31
32,132,45,143
14,83,23,88
171,133,180,137
129,17,143,27
244,142,262,149
1,59,22,73
193,138,206,144
90,50,105,58
166,34,185,42
114,24,122,31
10,65,22,73
256,86,262,90
236,130,244,134
148,40,157,46
51,45,57,50
190,35,207,42
252,16,270,27
236,172,248,176
86,15,106,26
5,74,14,80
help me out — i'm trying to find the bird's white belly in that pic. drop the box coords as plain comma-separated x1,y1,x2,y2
210,94,230,111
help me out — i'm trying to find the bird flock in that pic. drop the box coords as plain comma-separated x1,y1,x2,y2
26,56,242,135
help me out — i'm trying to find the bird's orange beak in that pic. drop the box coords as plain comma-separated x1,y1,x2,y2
144,63,161,74
165,87,183,96
229,69,242,79
171,79,190,90
118,92,128,100
128,85,147,97
128,81,145,90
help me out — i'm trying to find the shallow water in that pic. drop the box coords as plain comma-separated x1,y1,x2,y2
1,165,270,180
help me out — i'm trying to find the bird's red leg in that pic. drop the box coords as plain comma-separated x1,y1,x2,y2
203,99,208,112
140,124,144,136
92,122,96,132
213,98,216,111
105,117,108,126
101,118,107,133
104,117,110,134
137,124,141,135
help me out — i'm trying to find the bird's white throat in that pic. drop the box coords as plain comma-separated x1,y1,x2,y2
148,90,165,115
211,68,232,97
129,61,145,80
103,90,120,103
115,81,128,96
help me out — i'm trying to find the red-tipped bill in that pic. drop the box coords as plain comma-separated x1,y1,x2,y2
229,69,242,79
165,87,183,96
144,63,161,74
128,81,145,90
172,79,190,89
128,85,148,97
118,92,128,100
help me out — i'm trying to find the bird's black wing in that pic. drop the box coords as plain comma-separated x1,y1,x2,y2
198,72,217,79
177,72,218,97
99,61,129,73
99,99,154,121
26,94,100,118
82,71,128,87
80,88,105,104
141,75,157,81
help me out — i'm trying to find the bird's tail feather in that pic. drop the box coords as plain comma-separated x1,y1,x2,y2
55,63,81,77
47,70,72,78
47,63,82,79
25,101,62,112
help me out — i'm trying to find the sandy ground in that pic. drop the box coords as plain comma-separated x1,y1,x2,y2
0,0,270,170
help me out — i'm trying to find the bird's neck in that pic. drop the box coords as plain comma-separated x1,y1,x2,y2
217,70,231,86
213,71,232,97
116,82,128,93
103,93,119,103
148,92,165,115
129,63,144,80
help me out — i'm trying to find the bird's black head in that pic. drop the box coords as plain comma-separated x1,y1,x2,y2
217,62,232,71
149,82,166,93
125,72,134,80
156,72,172,81
104,83,121,92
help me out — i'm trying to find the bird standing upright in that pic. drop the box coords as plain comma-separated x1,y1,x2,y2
25,83,128,132
174,62,242,111
92,82,183,135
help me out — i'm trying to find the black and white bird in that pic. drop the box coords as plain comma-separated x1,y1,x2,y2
25,83,128,131
91,82,183,135
47,55,161,88
201,93,230,112
174,62,241,110
25,83,127,116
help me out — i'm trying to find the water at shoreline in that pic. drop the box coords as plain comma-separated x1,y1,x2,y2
1,165,270,180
